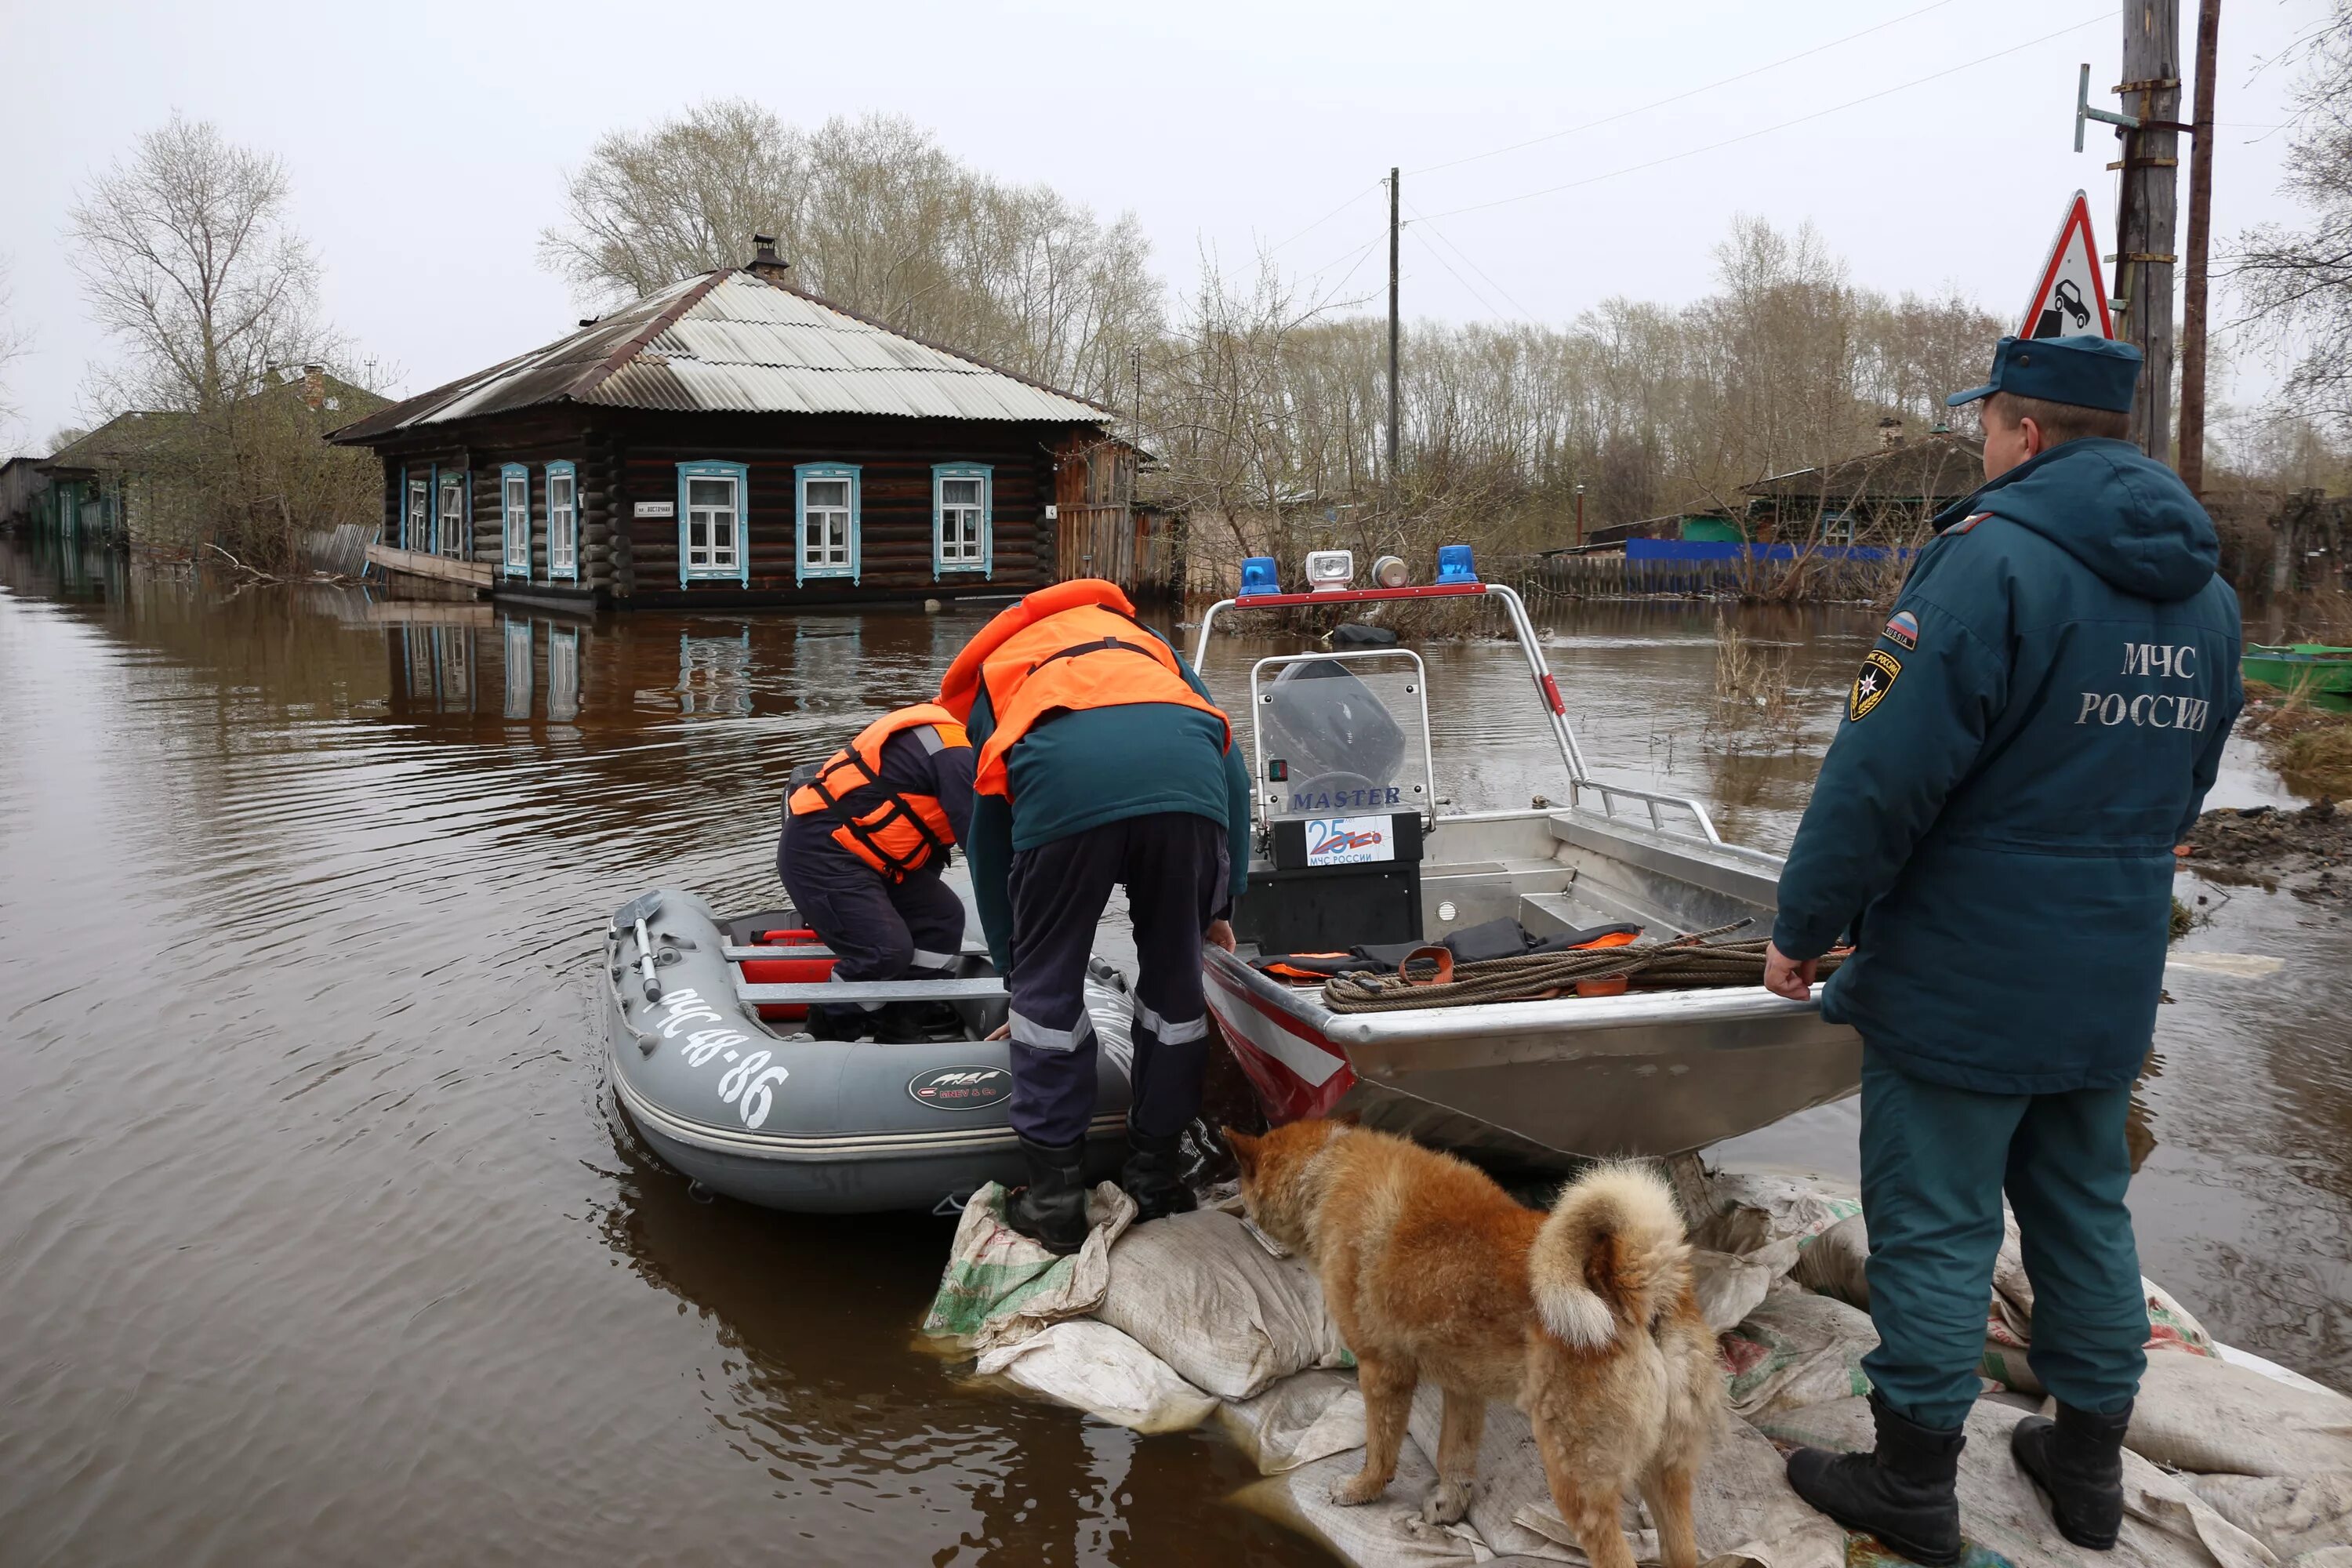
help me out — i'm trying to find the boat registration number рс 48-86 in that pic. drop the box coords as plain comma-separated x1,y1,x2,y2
1305,815,1395,867
648,988,790,1130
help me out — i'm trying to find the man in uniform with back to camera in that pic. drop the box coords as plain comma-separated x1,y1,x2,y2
779,702,977,1044
1762,335,2241,1563
935,578,1252,1254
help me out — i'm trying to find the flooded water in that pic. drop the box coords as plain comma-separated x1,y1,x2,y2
2,537,2345,1566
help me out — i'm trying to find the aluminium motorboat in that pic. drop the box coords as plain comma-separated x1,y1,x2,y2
1196,554,1862,1171
603,891,1134,1214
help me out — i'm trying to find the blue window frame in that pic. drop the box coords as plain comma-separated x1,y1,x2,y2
932,463,993,579
500,464,531,579
677,460,749,586
438,470,468,557
794,463,861,586
545,461,578,583
406,470,431,552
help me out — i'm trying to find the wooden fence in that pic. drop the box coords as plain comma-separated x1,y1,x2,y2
1501,550,1906,602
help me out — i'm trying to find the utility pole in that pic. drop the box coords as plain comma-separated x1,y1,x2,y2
2178,0,2222,494
1387,167,1401,496
2114,0,2183,464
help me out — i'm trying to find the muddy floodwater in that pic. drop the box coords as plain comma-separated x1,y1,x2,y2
2,536,2346,1567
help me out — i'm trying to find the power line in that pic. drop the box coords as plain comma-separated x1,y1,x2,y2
1406,0,1962,179
1416,11,2111,225
1271,181,1385,253
1406,223,1509,319
1403,199,1539,321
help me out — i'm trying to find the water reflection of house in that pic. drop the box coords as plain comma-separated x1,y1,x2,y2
1741,420,1984,545
332,239,1168,611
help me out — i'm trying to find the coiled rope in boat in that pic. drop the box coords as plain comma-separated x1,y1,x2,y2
1320,925,1848,1013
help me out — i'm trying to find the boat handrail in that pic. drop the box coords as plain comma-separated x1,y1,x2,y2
1564,778,1724,846
1192,579,1726,847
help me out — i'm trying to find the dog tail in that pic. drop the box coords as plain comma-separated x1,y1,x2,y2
1527,1162,1693,1351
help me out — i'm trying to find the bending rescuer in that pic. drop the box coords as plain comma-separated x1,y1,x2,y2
1761,335,2242,1563
934,579,1253,1254
778,703,977,1044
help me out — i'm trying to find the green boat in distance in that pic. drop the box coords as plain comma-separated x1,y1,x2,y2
2243,643,2352,696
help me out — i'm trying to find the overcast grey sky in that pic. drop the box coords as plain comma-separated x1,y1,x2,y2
0,0,2331,452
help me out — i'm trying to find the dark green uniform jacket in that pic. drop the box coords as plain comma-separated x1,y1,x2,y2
964,633,1254,970
1771,437,2242,1094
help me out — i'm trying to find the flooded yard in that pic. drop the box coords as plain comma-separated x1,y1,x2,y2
1,536,2345,1566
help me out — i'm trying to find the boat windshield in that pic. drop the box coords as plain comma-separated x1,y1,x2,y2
1252,651,1433,822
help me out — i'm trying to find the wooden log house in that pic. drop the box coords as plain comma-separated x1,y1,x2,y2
329,241,1131,609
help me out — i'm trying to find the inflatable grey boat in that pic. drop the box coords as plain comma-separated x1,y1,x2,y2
604,889,1134,1214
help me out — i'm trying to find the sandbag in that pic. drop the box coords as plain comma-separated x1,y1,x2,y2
1403,1385,1592,1563
2185,1473,2352,1559
922,1181,1136,1352
1236,1436,1492,1566
1695,1171,1862,1258
1693,1237,1802,1333
1094,1207,1352,1400
2125,1349,2352,1479
971,1319,1217,1433
1719,1285,1878,1417
1220,1370,1367,1475
1787,1212,1869,1307
1506,1414,1846,1568
1757,1397,2277,1568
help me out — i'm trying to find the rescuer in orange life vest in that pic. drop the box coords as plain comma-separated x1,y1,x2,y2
779,704,978,1043
935,579,1252,1254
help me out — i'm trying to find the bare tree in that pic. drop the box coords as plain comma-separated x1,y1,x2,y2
541,103,1161,404
2233,2,2352,436
67,115,373,568
70,114,327,414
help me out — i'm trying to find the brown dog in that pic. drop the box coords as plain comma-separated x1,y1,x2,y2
1225,1120,1719,1568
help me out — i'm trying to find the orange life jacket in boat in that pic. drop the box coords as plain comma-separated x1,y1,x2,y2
787,704,969,880
935,579,1229,800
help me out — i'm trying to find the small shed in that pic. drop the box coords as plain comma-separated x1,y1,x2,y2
0,456,51,529
328,241,1134,608
1742,421,1984,544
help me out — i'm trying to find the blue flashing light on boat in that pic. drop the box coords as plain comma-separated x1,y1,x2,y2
1240,556,1281,597
1435,544,1479,585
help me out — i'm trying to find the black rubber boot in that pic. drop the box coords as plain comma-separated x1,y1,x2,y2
2012,1400,2132,1551
804,1003,867,1041
1786,1392,1966,1566
1007,1135,1090,1255
1121,1128,1198,1224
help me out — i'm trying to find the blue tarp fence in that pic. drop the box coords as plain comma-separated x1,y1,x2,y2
1626,539,1914,563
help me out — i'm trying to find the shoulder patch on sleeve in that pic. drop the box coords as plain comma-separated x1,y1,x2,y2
1849,649,1903,722
1942,511,1991,535
1882,610,1919,651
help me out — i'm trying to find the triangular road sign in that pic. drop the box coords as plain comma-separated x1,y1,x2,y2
2020,191,2114,339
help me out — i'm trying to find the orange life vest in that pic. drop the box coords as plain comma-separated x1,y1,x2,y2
937,579,1229,800
787,704,969,880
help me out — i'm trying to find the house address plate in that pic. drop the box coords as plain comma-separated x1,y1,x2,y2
634,501,674,517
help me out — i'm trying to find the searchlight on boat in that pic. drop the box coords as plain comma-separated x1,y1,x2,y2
1304,550,1356,593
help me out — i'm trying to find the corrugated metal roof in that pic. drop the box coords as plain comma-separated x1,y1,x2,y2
332,270,1111,442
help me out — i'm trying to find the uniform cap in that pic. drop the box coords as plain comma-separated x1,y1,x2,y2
1945,335,2141,412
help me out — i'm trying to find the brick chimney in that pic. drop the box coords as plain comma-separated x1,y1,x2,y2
1877,416,1904,450
301,364,326,410
747,234,792,282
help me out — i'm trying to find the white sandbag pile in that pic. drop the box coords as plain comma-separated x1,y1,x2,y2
924,1166,2352,1567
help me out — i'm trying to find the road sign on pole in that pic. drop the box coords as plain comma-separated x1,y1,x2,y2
2020,190,2115,339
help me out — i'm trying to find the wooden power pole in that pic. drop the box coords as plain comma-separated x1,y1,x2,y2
2177,0,2222,494
1387,168,1401,495
2115,1,2183,464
